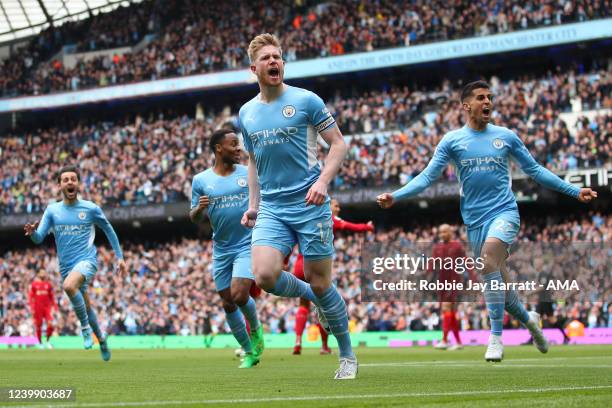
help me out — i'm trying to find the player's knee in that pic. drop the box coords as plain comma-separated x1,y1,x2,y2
480,252,501,273
252,262,280,291
231,290,249,307
62,281,77,297
254,273,275,291
482,259,499,274
221,299,237,313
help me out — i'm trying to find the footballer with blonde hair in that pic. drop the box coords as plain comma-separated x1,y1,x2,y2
239,33,357,379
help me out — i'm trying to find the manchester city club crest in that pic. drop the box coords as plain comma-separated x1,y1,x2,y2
237,177,247,187
78,212,86,220
282,105,296,118
493,138,504,149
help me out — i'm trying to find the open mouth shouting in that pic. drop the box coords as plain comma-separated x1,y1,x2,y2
268,66,280,81
482,106,491,119
65,186,77,196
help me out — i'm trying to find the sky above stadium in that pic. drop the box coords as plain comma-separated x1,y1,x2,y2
0,0,143,44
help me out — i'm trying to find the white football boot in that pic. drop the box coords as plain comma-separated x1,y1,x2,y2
525,311,549,354
334,357,358,380
485,334,503,362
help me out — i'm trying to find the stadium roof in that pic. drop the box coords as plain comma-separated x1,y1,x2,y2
0,0,143,44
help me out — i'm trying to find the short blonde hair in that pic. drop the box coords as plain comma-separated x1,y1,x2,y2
248,33,282,63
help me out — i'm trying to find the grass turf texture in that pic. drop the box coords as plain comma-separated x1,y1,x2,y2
0,345,611,407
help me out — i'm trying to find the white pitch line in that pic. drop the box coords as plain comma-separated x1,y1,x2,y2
489,364,612,368
361,355,612,367
363,363,612,369
2,385,612,408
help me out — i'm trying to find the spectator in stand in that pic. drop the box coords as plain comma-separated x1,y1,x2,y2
1,0,609,97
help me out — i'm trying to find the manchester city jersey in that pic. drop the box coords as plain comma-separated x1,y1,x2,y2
238,85,336,204
31,199,123,275
392,124,580,227
191,165,251,252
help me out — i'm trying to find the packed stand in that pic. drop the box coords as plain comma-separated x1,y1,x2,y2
0,1,167,97
0,111,231,214
1,0,610,97
330,67,611,189
1,213,610,338
1,67,609,214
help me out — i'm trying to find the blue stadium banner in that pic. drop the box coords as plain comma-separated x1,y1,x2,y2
0,19,610,112
0,202,187,231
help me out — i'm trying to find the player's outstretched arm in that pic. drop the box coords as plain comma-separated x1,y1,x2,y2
241,151,259,228
25,209,52,244
377,138,451,209
509,132,597,202
92,205,125,263
307,124,347,206
335,217,374,232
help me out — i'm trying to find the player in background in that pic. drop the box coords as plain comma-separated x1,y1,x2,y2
29,270,57,349
24,165,126,361
239,33,358,379
377,81,598,362
201,306,215,348
190,128,264,369
522,261,571,345
431,224,465,351
292,198,373,355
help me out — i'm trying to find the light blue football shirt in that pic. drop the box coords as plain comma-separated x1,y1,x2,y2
238,85,336,204
30,199,123,276
191,165,251,252
392,124,580,227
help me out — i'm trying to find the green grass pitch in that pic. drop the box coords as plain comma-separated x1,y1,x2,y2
1,345,611,407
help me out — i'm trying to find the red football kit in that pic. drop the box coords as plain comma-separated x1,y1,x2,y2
29,279,56,343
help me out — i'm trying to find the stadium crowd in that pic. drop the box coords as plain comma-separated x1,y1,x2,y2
0,0,164,97
330,67,610,189
1,0,609,96
1,213,610,338
1,68,609,214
